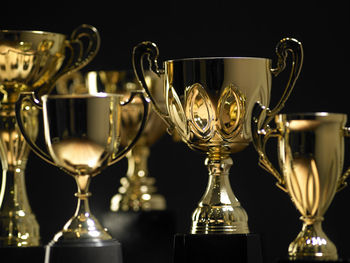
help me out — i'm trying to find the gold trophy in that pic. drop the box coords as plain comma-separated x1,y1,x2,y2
15,92,149,247
133,39,303,235
252,112,350,261
56,70,167,211
0,25,100,247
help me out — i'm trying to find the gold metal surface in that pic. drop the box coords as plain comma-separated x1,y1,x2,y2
252,112,349,260
132,38,303,234
0,25,100,247
56,70,167,211
15,92,149,245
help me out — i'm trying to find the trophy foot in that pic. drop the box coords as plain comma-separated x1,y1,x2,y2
50,212,113,247
0,211,40,247
191,204,249,234
288,220,338,261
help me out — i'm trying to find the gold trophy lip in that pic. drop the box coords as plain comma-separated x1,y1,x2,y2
166,56,271,63
278,112,346,120
42,92,122,100
0,29,66,38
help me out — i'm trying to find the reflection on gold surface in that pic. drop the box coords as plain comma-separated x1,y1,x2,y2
133,38,303,234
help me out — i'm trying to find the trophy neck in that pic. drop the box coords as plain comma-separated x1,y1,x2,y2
110,144,167,212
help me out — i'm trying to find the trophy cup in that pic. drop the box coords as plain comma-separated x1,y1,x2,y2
132,39,303,262
56,70,175,263
0,25,100,247
251,112,350,262
15,91,148,262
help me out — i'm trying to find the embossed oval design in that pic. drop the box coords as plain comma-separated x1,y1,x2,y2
185,83,215,139
167,85,187,138
217,84,245,139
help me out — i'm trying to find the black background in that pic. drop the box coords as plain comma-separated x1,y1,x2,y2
1,1,350,262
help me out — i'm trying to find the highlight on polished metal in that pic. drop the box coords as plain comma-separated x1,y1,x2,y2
55,70,167,212
252,112,350,260
0,25,100,247
132,38,303,234
15,92,149,245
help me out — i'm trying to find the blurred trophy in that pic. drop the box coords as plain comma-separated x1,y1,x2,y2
133,38,303,262
56,70,167,211
56,70,175,263
0,25,100,247
15,91,148,261
252,112,350,261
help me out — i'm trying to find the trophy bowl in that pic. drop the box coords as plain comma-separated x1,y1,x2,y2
252,112,350,261
55,70,167,211
0,25,100,247
133,38,303,234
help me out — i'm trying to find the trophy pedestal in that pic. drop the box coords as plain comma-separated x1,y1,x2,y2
173,233,263,263
45,239,123,263
101,210,175,263
0,246,45,262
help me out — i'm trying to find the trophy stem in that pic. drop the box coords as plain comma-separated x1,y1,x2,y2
110,143,166,211
191,147,249,234
288,217,338,261
52,174,112,244
0,105,40,246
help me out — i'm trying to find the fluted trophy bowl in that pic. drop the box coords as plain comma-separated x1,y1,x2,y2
277,113,348,260
133,38,303,234
252,112,350,260
0,25,100,247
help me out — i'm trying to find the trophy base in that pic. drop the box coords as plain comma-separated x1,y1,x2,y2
277,259,350,263
45,239,123,263
173,233,263,263
0,246,45,262
100,210,175,263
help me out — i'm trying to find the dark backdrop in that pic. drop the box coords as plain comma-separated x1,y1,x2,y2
1,2,349,262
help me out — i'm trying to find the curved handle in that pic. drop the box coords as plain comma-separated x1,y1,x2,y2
15,92,56,167
337,127,350,192
132,41,174,134
261,38,304,129
251,103,287,192
108,91,150,166
35,24,101,100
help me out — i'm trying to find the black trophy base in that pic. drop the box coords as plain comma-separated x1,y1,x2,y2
101,210,175,263
0,246,45,262
173,233,263,263
277,259,350,263
45,239,123,263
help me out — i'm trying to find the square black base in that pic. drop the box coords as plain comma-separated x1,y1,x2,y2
0,246,45,262
173,233,263,263
45,239,123,263
101,210,175,263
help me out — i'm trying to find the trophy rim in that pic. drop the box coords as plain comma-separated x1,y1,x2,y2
165,56,271,63
42,92,122,100
0,29,66,38
278,112,346,119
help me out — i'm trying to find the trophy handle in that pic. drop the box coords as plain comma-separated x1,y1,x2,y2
132,41,174,134
251,103,287,192
108,91,150,166
35,24,101,101
337,127,350,191
261,38,304,129
15,92,56,167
